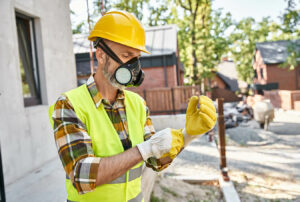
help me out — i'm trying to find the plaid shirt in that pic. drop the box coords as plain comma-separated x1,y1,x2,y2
52,75,157,194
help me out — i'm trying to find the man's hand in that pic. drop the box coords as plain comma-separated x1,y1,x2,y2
137,128,183,161
184,96,217,146
144,128,184,171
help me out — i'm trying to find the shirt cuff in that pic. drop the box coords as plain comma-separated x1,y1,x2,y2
145,157,171,172
73,157,101,194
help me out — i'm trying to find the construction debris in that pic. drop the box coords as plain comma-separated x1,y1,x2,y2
214,101,253,129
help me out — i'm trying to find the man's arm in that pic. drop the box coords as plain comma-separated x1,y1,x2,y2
95,147,142,186
52,96,101,194
52,96,145,192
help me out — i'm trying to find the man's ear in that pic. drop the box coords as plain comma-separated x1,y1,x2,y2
95,47,105,65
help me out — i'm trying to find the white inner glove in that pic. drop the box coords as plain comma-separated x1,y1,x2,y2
137,128,172,161
182,128,203,147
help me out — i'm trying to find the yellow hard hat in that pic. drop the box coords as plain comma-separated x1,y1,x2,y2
88,11,150,54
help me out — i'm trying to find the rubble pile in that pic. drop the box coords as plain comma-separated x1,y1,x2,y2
215,102,253,129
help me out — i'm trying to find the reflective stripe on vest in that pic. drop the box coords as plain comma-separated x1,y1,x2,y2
128,192,143,202
109,165,143,184
66,165,142,184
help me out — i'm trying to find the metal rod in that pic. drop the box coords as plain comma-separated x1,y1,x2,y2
101,0,105,16
217,98,230,181
86,0,94,75
171,88,176,114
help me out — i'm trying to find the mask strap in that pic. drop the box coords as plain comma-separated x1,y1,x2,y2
95,38,124,65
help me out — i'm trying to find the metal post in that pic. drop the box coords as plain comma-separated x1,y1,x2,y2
171,88,176,114
86,0,94,75
100,0,105,16
0,144,6,202
217,98,230,181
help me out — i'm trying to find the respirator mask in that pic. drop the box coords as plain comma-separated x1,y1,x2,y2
94,38,144,87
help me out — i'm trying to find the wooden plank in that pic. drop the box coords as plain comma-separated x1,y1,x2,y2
141,166,157,202
219,177,240,202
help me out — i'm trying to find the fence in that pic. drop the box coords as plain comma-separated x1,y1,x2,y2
263,90,300,110
133,85,201,115
131,85,242,115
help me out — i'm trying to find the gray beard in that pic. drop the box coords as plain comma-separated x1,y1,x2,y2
102,56,126,90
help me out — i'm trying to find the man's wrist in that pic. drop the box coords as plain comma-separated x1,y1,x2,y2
183,128,203,147
136,141,152,161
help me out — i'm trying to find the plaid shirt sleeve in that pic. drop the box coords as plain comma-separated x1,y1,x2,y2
52,95,101,195
142,101,172,171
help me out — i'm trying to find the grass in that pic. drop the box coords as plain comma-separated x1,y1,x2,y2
150,192,166,202
160,185,178,197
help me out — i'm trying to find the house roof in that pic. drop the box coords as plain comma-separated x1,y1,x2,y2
255,39,300,65
73,24,178,57
216,61,239,91
142,24,178,57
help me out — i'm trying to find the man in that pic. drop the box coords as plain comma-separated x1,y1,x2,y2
49,11,216,202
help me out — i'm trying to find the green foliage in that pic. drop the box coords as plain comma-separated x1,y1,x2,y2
279,0,300,70
150,192,166,202
281,0,300,34
280,40,300,70
91,0,171,26
72,22,85,34
113,0,149,22
229,17,271,83
169,0,232,91
147,0,170,26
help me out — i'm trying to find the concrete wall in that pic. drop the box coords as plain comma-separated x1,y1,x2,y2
150,114,186,131
0,0,77,185
264,90,300,110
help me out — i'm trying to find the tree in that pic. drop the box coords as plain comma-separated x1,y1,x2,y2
72,22,85,34
281,0,300,35
110,0,149,22
229,17,272,83
147,0,170,26
92,0,170,26
279,0,300,70
169,0,232,92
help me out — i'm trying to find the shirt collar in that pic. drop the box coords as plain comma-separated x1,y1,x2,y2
86,75,125,108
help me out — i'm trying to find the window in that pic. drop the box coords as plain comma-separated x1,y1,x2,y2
260,68,264,79
254,69,258,78
16,13,41,107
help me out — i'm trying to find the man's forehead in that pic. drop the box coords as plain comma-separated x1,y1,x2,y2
104,39,141,55
123,50,141,57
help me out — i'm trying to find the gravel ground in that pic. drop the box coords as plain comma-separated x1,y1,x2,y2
151,109,300,202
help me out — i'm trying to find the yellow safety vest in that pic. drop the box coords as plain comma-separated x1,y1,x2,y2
49,84,146,202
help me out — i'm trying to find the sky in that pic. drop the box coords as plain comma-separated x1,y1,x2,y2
70,0,297,29
212,0,290,23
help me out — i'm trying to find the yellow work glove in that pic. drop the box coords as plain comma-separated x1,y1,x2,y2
183,96,217,146
146,128,184,171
